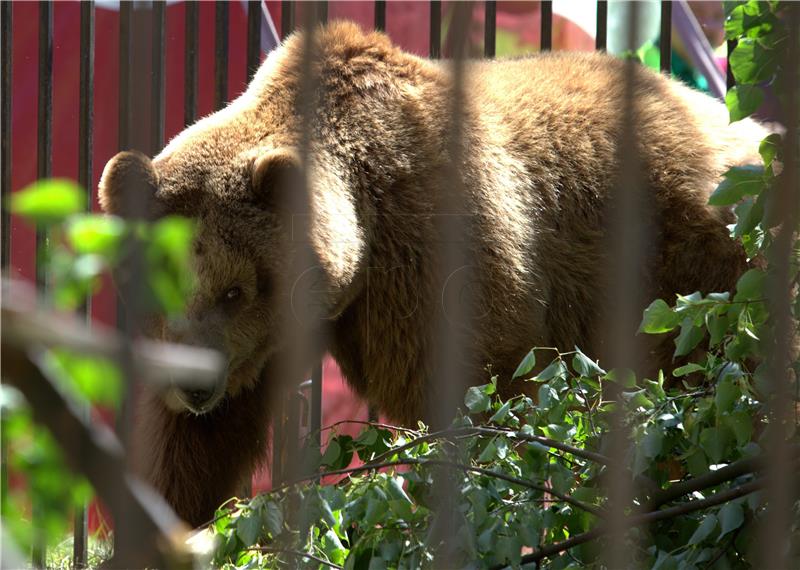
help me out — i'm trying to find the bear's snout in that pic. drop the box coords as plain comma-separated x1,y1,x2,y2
177,386,223,415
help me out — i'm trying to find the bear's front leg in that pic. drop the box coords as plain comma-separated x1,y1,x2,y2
131,377,272,527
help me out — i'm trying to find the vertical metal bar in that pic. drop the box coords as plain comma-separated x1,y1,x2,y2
273,0,296,487
114,0,132,446
0,0,11,271
660,1,672,74
596,0,608,52
431,4,472,564
311,0,327,455
375,0,386,32
0,2,11,560
214,1,229,111
184,1,199,127
247,0,262,83
484,1,496,58
540,0,552,51
726,39,737,91
33,4,53,563
152,1,165,154
119,1,131,151
429,1,441,59
310,362,323,448
73,2,94,563
760,6,799,567
36,0,53,290
112,7,155,563
604,3,643,568
280,0,295,40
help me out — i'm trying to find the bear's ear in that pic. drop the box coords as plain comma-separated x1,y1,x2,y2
250,147,303,213
98,150,162,219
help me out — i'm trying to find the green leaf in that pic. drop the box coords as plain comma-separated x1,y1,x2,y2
321,439,342,468
730,38,779,85
708,165,765,206
674,318,705,357
572,348,605,377
734,268,765,301
718,502,744,537
699,426,733,463
534,359,567,382
673,363,705,377
489,400,512,424
262,501,283,537
10,179,86,224
689,514,718,545
639,299,681,334
465,386,491,414
513,349,536,379
236,511,261,546
47,350,123,407
725,85,764,122
66,215,126,258
715,378,740,415
724,410,753,447
759,133,781,168
321,529,347,566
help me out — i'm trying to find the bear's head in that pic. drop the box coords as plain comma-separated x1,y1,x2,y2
98,139,348,415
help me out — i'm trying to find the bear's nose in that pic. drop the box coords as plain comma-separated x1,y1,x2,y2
182,388,214,409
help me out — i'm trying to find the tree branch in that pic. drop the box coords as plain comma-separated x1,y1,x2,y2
492,477,765,569
275,457,603,518
648,446,800,509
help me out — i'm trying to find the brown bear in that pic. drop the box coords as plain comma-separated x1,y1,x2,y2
99,22,766,526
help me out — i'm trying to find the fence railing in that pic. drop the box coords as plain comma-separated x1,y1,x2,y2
1,1,797,568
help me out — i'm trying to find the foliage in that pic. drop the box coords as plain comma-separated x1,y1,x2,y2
3,2,798,568
201,3,800,568
1,179,195,557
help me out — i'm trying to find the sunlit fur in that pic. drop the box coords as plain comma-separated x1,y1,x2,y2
99,22,766,525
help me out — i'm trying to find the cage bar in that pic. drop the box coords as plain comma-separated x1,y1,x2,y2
281,0,295,40
119,2,131,151
152,2,165,154
430,1,441,59
541,0,552,51
72,4,95,565
375,0,386,32
215,1,229,111
247,1,261,83
726,39,737,91
484,1,496,58
36,1,53,291
33,4,54,563
760,6,799,566
604,2,644,567
185,1,199,127
0,3,11,561
1,1,11,271
596,0,608,51
430,4,472,564
660,1,672,73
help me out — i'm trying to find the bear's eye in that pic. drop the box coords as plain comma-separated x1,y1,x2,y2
223,286,242,302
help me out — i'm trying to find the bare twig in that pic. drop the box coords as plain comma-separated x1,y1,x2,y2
2,278,223,388
1,340,191,568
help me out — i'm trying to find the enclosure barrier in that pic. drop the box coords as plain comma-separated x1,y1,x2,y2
0,1,798,569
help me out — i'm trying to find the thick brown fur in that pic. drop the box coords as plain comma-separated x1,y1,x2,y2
99,22,766,526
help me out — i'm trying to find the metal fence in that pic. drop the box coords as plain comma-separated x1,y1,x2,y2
0,1,797,568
